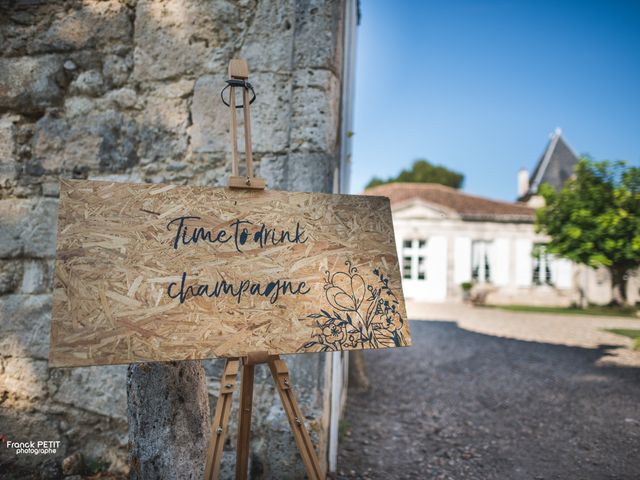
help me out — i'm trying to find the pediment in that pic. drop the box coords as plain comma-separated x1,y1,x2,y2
392,199,459,220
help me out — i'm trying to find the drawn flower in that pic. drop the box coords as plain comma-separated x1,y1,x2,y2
325,271,366,312
300,262,403,353
322,323,345,343
383,311,403,332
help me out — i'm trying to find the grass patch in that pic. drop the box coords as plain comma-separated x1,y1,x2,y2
493,304,638,318
605,329,640,350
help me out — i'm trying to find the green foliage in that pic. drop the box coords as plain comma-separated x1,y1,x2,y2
496,304,638,318
365,159,464,190
536,158,640,304
605,329,640,350
536,158,640,268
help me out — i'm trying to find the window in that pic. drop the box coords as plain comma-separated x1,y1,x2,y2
417,256,426,280
532,244,553,285
402,256,412,279
401,239,428,281
471,240,492,283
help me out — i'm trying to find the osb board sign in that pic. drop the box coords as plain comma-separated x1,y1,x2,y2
49,179,411,367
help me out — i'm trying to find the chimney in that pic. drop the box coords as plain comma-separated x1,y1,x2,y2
518,168,529,198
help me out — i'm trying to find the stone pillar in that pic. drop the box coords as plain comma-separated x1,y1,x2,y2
127,362,210,480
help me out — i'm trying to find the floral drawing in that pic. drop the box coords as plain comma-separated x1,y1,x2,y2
299,261,407,352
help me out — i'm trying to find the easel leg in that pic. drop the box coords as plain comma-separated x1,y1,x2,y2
229,86,239,176
235,362,255,480
241,87,253,177
204,358,240,480
268,356,325,480
204,355,324,480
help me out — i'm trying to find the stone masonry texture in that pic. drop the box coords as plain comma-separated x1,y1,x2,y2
0,0,346,478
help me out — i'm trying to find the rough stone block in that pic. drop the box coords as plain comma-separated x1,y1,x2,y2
106,88,138,109
169,152,227,186
29,1,133,54
34,111,138,173
103,54,132,88
64,49,107,77
0,8,41,56
34,114,98,172
250,72,293,153
133,0,241,81
0,117,17,184
0,294,51,359
0,259,23,294
0,55,65,113
287,152,336,192
89,172,143,184
142,91,190,133
0,197,58,258
45,259,55,290
153,79,195,99
189,74,229,154
290,69,340,153
256,154,289,190
293,0,343,72
50,366,127,421
239,0,296,72
137,131,189,168
42,181,60,197
0,356,49,401
69,70,105,97
0,117,16,161
63,96,97,118
20,259,50,294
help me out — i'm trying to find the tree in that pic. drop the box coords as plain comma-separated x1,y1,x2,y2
536,158,640,306
366,159,464,189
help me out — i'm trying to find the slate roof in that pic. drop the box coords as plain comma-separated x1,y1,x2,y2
365,183,535,222
523,128,579,200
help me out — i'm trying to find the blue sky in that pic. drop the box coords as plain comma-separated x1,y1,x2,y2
350,0,640,200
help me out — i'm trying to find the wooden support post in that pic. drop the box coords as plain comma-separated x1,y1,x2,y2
234,363,253,479
234,351,262,479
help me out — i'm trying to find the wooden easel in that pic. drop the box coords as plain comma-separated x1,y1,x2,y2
203,60,324,480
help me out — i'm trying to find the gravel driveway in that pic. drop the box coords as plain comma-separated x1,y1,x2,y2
336,305,640,480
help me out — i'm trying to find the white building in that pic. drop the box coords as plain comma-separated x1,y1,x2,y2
366,130,639,306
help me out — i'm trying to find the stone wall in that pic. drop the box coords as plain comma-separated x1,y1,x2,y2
0,0,348,477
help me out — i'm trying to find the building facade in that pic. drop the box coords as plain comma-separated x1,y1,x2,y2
367,131,639,307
